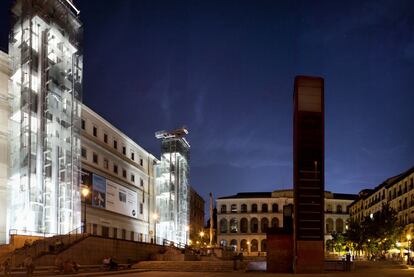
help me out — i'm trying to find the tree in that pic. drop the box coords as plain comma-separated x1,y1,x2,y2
345,203,402,258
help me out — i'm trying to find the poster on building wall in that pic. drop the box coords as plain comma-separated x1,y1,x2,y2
106,179,138,218
92,174,106,209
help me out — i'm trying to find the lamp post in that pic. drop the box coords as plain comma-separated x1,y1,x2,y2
81,187,90,233
247,241,250,255
185,225,190,246
199,231,205,248
407,234,411,264
152,213,159,244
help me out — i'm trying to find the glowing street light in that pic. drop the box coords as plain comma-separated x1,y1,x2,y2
152,213,159,244
81,187,90,233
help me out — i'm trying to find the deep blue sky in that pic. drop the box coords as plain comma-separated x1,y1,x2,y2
1,1,414,207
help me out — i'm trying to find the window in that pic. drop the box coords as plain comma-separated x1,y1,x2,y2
103,158,109,169
220,219,228,233
122,169,127,178
230,218,238,233
102,226,109,238
251,239,258,252
92,224,98,235
335,218,344,233
140,178,144,187
93,153,98,164
271,217,279,228
250,218,258,233
130,231,134,241
262,204,268,213
272,203,278,213
93,126,97,137
113,140,118,149
81,119,85,130
252,204,258,213
131,152,135,160
113,228,118,239
337,205,342,213
221,205,227,213
231,204,237,213
241,204,247,213
131,174,135,182
122,146,126,155
140,158,143,166
81,147,87,158
260,218,269,232
122,229,126,240
240,239,247,251
104,133,108,143
140,203,143,214
326,218,334,233
240,218,248,233
113,164,118,174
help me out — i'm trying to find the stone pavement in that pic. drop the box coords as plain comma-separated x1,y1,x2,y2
4,260,411,277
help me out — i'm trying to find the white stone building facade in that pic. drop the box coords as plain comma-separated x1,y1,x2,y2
216,189,356,255
80,105,158,242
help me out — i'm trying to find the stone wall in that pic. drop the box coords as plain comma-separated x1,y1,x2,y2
35,236,166,266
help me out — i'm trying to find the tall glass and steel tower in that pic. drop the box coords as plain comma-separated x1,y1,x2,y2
155,128,190,245
8,0,82,236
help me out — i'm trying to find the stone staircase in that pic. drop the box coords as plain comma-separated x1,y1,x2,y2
133,260,235,272
0,228,89,267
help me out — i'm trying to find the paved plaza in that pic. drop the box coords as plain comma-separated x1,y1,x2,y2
103,261,412,277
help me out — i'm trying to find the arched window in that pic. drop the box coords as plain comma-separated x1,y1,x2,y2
240,218,248,233
220,205,227,213
220,240,227,247
337,205,342,213
251,239,258,252
260,218,269,233
271,217,279,228
327,204,332,212
240,239,248,251
272,203,278,213
231,204,237,213
326,218,334,233
230,218,238,233
230,239,237,251
335,218,344,233
250,218,258,233
241,204,247,213
252,204,258,213
262,204,268,213
261,239,267,252
220,218,228,233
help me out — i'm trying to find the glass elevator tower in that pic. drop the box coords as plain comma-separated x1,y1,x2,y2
8,0,82,236
155,128,190,246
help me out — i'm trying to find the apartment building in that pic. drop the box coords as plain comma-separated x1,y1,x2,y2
349,166,414,226
216,189,356,255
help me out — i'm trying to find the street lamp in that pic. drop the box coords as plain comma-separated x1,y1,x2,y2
152,213,159,244
81,187,90,233
247,241,250,255
185,225,190,246
407,234,411,264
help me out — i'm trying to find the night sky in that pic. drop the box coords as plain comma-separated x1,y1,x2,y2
1,0,414,209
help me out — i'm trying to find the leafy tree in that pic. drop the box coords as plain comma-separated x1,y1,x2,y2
345,203,402,258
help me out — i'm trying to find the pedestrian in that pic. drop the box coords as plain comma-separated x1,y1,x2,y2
55,256,64,273
24,255,35,276
2,258,11,277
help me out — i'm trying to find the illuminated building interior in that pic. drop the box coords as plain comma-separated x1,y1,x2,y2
8,0,82,236
155,128,190,245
